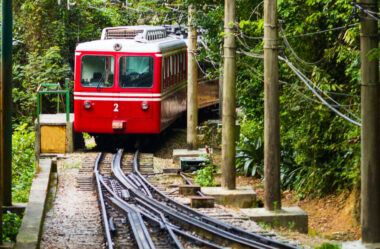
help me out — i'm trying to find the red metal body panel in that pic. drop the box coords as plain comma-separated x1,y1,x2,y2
74,51,162,134
160,82,187,131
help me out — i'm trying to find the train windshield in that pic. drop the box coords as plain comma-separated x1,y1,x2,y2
80,55,115,88
119,56,154,88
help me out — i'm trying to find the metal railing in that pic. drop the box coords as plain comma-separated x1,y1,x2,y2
36,78,70,122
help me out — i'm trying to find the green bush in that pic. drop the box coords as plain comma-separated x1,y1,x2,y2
236,118,264,177
2,212,22,242
315,243,341,249
12,123,36,203
195,166,217,187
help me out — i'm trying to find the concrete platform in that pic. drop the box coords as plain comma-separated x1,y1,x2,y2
0,242,14,249
240,207,308,233
173,148,212,163
15,158,53,249
343,241,380,249
201,186,256,208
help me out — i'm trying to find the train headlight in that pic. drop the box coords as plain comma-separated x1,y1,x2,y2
141,102,149,111
84,101,92,110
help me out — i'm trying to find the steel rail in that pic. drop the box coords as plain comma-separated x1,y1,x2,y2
179,172,206,197
112,149,184,249
132,151,299,249
94,152,114,249
95,152,156,249
128,211,156,249
108,196,224,249
109,151,156,249
117,151,276,249
133,194,273,249
99,175,163,227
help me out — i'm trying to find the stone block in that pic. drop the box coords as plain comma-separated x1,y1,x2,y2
191,196,215,208
343,241,380,249
179,156,208,172
173,148,211,163
162,168,181,174
201,186,256,208
240,207,308,233
0,242,14,249
179,185,201,196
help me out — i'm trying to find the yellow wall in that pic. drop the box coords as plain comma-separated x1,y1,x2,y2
41,126,66,153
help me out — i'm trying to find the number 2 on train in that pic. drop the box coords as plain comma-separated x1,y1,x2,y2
113,103,119,112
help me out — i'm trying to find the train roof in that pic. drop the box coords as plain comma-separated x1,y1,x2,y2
76,25,187,54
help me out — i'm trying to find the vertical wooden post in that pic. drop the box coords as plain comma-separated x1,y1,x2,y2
1,0,13,206
187,5,198,150
222,0,236,189
219,71,223,117
263,0,281,211
1,0,13,243
360,0,380,243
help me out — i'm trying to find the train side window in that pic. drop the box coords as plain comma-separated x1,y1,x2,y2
162,58,166,89
119,56,154,88
81,55,115,88
178,53,184,81
177,54,180,83
169,56,173,87
183,52,187,78
165,57,170,88
173,55,177,85
182,52,186,80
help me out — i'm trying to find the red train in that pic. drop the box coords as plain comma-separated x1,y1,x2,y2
74,26,219,143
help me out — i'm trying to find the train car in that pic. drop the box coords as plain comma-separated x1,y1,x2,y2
73,26,218,143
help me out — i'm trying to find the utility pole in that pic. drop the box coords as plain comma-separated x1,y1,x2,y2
263,0,281,211
1,0,13,244
222,0,236,189
360,0,380,243
187,4,198,150
1,0,13,206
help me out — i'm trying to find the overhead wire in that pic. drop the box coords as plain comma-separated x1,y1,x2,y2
238,50,361,126
353,2,380,21
282,56,362,126
283,23,360,39
243,58,359,108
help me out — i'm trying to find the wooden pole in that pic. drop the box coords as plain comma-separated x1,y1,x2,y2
221,0,236,189
1,0,13,206
1,0,13,243
187,5,198,150
360,0,380,243
263,0,281,211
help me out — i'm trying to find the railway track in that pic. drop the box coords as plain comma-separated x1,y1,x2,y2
93,149,300,249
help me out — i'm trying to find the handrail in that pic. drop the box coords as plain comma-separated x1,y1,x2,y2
36,78,70,123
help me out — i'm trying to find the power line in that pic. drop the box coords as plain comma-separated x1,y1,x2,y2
283,23,360,39
238,50,361,126
353,2,380,21
281,56,362,126
279,24,324,66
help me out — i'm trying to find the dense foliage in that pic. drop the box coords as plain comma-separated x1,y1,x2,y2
2,212,22,242
189,0,368,196
8,0,378,199
12,124,36,203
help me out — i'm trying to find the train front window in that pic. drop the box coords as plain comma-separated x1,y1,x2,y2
81,55,115,88
119,56,154,88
